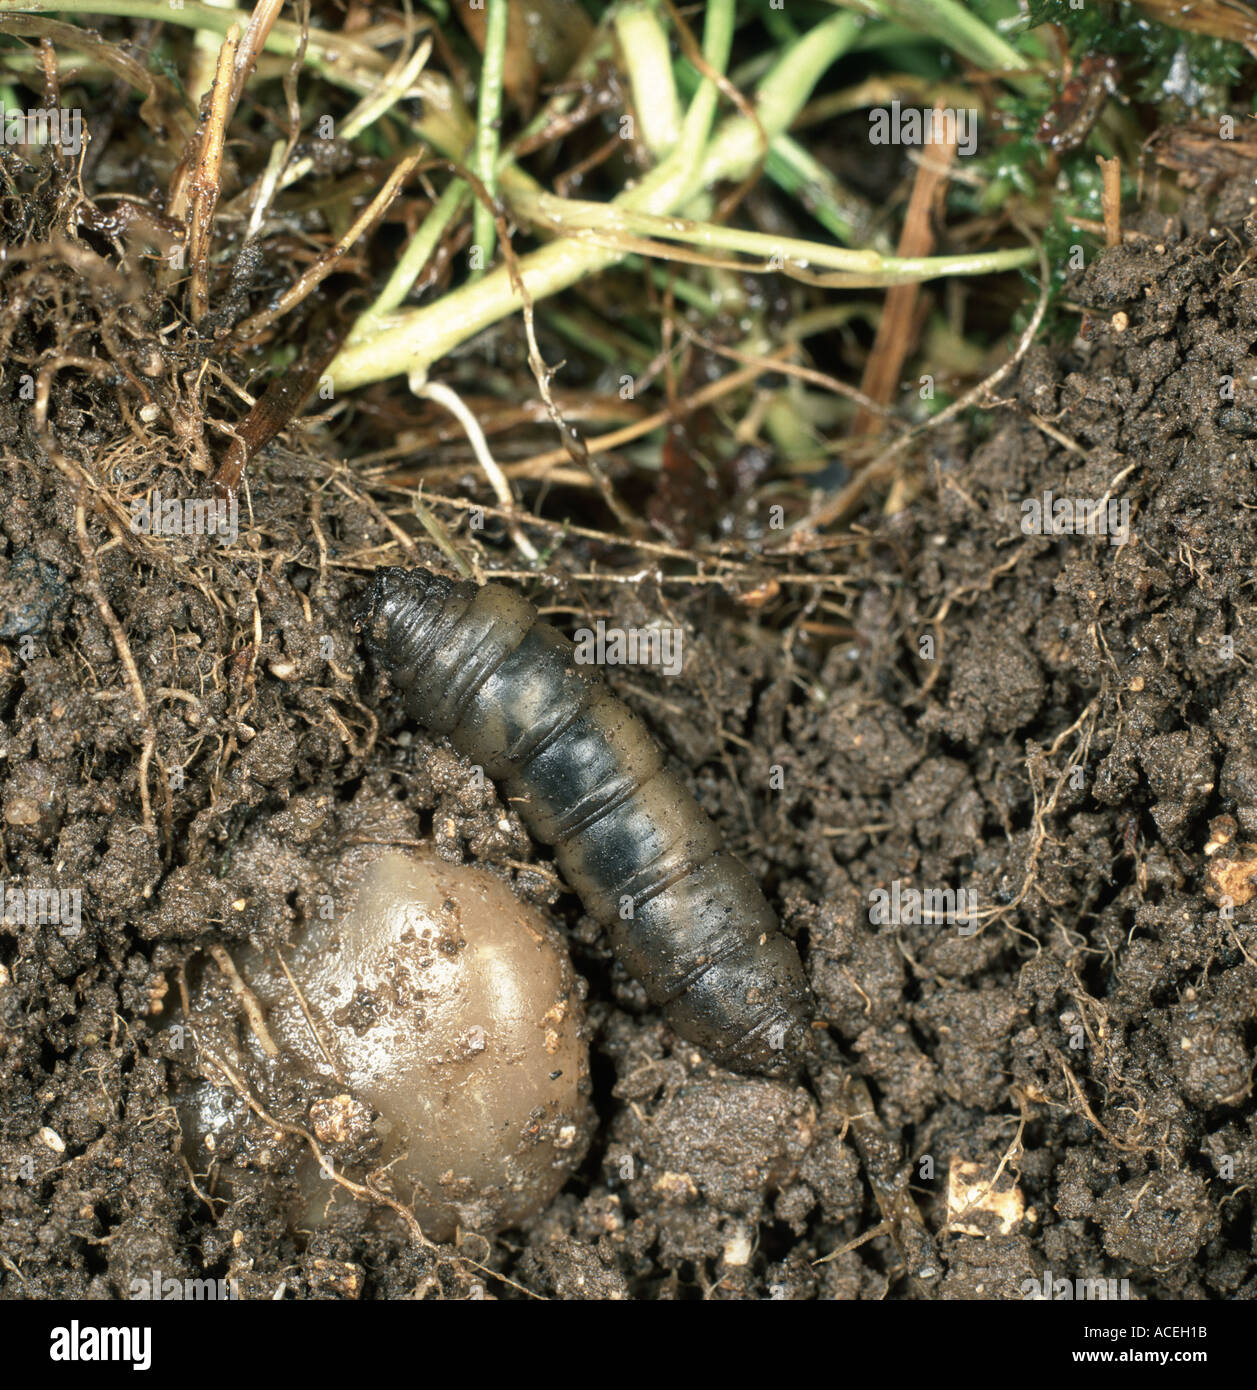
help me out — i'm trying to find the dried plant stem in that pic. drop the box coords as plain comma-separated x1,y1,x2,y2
853,117,958,433
185,25,237,324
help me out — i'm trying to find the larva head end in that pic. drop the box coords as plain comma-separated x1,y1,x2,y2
352,568,382,635
354,564,466,663
355,566,423,638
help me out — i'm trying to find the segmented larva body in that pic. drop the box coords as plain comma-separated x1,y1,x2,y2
357,566,813,1074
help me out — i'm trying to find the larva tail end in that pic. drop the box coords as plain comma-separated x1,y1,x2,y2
720,991,816,1077
666,934,815,1077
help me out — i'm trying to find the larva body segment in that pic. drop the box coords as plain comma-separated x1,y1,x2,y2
357,566,814,1074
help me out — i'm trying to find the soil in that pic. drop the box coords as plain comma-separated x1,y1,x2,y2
2,181,1256,1301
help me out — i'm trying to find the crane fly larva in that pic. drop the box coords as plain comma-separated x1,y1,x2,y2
357,566,815,1075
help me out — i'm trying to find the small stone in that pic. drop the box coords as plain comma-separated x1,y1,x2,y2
310,1094,372,1146
722,1227,753,1267
38,1127,65,1153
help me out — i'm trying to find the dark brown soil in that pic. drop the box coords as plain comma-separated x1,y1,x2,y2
2,187,1256,1301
